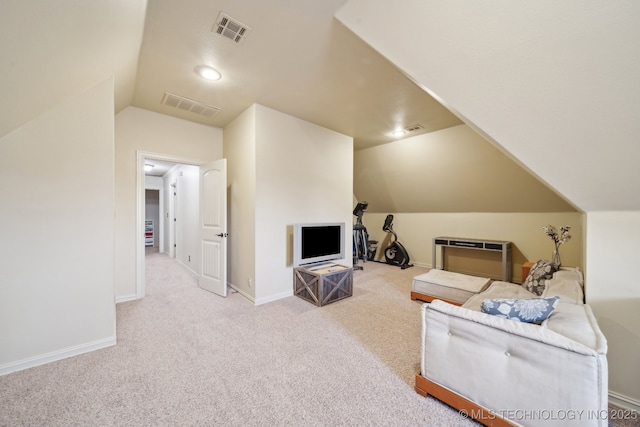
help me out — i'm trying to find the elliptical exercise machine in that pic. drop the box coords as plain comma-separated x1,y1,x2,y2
381,214,412,269
352,201,370,270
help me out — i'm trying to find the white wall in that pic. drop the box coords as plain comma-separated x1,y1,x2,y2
224,104,353,305
586,212,640,409
114,107,222,300
0,79,116,374
168,165,201,275
162,176,175,255
0,0,146,139
254,105,353,304
224,106,257,300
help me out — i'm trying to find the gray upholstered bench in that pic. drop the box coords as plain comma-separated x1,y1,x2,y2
411,269,491,306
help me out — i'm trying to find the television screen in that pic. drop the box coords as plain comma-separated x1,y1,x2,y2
293,222,345,267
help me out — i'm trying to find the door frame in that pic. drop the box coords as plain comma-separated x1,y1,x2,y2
169,182,177,258
136,150,207,299
144,180,163,251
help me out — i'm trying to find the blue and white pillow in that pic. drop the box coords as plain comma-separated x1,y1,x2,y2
481,296,560,323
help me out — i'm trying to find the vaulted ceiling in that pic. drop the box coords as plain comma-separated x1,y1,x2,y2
337,1,640,212
2,1,638,212
0,0,461,150
132,0,462,150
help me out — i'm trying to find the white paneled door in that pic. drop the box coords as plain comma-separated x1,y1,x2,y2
198,159,227,297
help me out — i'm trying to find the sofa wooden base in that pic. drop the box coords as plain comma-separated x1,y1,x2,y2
415,372,516,427
410,291,463,306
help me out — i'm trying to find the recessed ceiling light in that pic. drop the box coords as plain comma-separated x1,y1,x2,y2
144,164,154,172
391,130,407,137
195,65,222,81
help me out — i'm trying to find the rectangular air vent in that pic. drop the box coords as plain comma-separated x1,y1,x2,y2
405,124,424,133
212,12,251,43
162,93,220,118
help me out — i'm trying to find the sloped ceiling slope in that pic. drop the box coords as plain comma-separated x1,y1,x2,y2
355,124,577,213
337,1,640,212
0,0,147,139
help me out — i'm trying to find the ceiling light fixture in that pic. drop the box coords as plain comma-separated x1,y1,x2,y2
391,130,407,138
195,65,222,81
144,164,154,172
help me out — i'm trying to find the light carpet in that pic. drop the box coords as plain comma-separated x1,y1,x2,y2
1,253,637,426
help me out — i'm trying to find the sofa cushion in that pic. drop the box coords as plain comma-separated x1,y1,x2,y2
523,259,560,296
542,278,584,304
546,303,608,352
463,281,536,311
554,267,584,285
481,296,560,323
412,270,491,304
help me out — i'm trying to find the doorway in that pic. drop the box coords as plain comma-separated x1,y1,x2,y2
145,189,160,255
136,151,208,299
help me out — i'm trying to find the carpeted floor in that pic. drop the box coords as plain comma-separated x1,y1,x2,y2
1,252,638,426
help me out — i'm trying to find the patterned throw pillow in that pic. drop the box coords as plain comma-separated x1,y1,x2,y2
523,259,559,296
481,296,560,323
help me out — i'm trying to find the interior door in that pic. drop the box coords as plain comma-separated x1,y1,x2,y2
198,159,228,297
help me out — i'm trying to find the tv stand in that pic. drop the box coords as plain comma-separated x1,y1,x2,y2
306,262,335,271
293,264,353,306
432,236,512,282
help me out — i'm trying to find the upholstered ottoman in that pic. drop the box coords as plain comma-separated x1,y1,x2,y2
411,269,491,306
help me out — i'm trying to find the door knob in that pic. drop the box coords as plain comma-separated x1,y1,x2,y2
216,232,228,237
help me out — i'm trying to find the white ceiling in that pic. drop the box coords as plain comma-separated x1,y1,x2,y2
3,1,638,211
131,0,461,150
338,0,640,212
144,159,178,177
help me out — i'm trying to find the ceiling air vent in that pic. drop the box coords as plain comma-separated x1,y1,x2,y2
405,124,424,133
212,12,251,43
162,93,221,118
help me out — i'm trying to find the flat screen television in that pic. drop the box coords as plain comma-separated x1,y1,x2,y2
293,222,346,267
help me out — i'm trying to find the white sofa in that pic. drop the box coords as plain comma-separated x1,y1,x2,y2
416,268,609,427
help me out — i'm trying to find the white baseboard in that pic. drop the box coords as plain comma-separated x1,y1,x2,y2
368,259,430,269
609,390,640,412
115,294,138,304
228,282,292,306
0,335,117,376
412,261,431,269
227,283,292,305
255,290,293,306
176,259,199,278
228,283,255,304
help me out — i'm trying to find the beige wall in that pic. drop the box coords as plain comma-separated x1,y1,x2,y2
354,125,577,213
364,212,584,283
354,123,583,282
114,106,222,299
0,79,116,373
